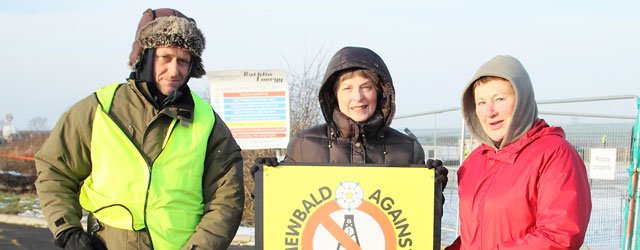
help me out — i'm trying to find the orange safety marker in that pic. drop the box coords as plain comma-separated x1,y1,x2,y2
0,153,35,161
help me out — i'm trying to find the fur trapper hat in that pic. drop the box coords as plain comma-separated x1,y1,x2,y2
128,8,206,78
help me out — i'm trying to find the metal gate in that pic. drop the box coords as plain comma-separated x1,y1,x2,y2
392,95,638,249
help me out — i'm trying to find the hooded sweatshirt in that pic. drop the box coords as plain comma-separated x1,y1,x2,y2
462,55,538,149
447,55,592,249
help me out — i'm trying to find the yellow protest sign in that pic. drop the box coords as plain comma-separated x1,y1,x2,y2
254,164,441,250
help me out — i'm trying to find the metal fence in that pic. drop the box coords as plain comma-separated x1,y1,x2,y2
392,95,639,249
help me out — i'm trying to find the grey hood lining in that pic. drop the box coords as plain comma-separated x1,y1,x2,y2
461,55,538,149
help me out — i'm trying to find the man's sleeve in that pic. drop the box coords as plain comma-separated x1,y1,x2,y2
35,98,95,238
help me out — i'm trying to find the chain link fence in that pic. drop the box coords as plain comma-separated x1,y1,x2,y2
392,95,638,249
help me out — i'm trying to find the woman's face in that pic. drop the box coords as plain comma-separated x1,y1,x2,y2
474,78,516,144
335,74,378,122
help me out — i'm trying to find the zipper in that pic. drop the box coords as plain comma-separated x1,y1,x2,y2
360,124,367,163
141,118,178,248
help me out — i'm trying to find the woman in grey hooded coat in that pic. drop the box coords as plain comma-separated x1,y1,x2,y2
446,55,591,249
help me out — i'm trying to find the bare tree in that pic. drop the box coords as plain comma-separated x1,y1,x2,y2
240,47,329,225
28,117,47,131
285,46,327,134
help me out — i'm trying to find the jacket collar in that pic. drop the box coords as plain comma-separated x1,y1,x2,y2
129,80,195,126
479,119,564,164
331,109,385,143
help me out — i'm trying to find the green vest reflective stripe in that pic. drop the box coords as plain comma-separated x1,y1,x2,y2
79,83,215,249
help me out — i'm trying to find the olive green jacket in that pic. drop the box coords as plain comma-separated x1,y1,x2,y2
35,80,244,249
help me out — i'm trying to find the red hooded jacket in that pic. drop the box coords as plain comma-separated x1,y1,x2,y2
447,120,591,249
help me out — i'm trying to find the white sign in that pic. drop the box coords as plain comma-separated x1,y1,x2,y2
589,148,617,180
207,69,290,150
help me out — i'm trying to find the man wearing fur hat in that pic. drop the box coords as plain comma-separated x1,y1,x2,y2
35,8,244,249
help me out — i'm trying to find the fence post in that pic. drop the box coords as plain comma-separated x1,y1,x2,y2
456,119,466,238
623,97,640,249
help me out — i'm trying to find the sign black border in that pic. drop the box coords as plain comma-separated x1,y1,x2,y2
255,163,442,250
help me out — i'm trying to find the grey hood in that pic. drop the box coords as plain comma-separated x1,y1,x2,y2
319,46,395,130
461,55,538,149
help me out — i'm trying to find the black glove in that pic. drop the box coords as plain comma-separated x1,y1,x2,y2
250,157,279,199
250,156,279,179
427,158,449,210
426,159,448,190
54,227,94,250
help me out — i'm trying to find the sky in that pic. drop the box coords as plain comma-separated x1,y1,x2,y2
1,0,639,130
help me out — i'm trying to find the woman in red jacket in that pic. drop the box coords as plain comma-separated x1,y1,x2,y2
446,55,592,249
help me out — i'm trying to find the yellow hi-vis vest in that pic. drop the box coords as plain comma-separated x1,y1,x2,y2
79,83,215,250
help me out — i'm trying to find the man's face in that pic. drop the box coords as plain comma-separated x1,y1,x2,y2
154,47,192,95
335,74,378,122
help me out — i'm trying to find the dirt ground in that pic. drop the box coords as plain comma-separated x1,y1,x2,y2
0,132,48,193
0,223,255,250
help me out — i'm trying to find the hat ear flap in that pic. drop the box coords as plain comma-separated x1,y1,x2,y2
189,56,205,78
129,9,156,71
133,48,156,83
